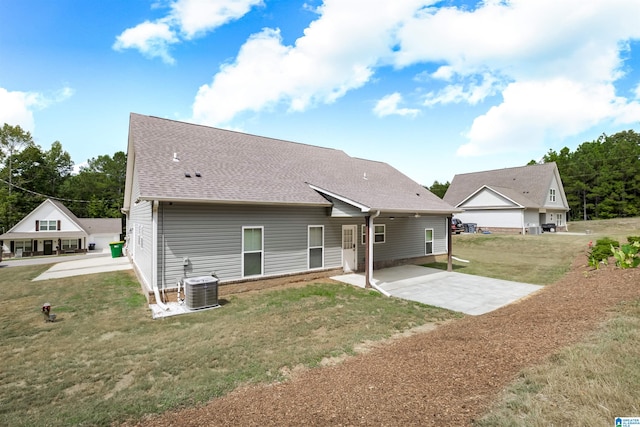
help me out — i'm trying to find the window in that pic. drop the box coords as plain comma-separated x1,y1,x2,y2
242,227,263,277
308,226,324,269
38,220,58,231
425,229,434,255
549,189,556,202
15,240,33,252
61,239,78,250
361,224,386,244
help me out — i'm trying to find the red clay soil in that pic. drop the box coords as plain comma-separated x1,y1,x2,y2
130,256,640,426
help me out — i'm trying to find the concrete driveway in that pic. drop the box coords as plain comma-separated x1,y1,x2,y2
332,265,542,315
31,254,132,281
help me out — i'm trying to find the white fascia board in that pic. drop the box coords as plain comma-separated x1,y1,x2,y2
457,185,524,209
306,184,371,213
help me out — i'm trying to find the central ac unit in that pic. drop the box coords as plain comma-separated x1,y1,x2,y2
184,276,219,310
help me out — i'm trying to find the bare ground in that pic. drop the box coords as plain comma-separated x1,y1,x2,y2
128,256,640,426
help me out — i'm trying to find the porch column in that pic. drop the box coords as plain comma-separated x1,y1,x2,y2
364,216,371,288
364,210,380,288
447,216,453,272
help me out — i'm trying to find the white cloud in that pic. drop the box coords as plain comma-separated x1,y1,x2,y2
113,20,178,64
373,93,420,118
171,0,262,39
423,73,502,106
113,0,263,63
192,0,428,125
394,0,640,156
457,78,639,156
0,86,74,132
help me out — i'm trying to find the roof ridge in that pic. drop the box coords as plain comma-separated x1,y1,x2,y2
133,113,347,155
454,162,555,177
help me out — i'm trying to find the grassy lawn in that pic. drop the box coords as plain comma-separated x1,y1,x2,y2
477,299,640,426
430,217,638,285
0,265,459,426
1,217,638,426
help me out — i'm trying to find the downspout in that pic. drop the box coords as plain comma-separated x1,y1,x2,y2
447,216,453,272
365,210,389,297
152,201,168,311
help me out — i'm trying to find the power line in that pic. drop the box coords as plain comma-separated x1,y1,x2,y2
0,177,119,204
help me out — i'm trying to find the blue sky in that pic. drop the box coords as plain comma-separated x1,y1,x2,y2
1,0,639,185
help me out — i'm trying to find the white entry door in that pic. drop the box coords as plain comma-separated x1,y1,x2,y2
342,225,357,272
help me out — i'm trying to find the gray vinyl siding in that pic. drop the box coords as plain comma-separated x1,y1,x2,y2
154,202,449,289
357,215,447,265
157,202,354,287
126,165,154,288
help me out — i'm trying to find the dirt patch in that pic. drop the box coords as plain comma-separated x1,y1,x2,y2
127,256,640,426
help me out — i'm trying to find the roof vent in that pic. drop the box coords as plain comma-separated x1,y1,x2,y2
185,172,191,178
195,171,202,177
173,152,180,162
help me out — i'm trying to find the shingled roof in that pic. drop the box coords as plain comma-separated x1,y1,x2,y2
443,162,565,208
124,113,457,215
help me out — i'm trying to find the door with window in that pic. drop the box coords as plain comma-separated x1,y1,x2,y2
44,240,53,255
342,225,357,272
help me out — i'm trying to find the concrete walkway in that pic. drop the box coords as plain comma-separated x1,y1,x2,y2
32,254,132,281
332,265,542,315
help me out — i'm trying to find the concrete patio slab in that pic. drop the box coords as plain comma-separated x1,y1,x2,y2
332,265,542,315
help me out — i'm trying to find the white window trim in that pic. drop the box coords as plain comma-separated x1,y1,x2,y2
61,239,79,250
39,219,58,231
15,240,33,251
361,224,386,245
549,188,556,202
308,225,324,270
425,228,434,255
242,226,264,278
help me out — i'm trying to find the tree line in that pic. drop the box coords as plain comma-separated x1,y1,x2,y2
540,129,640,220
0,123,126,232
426,129,640,221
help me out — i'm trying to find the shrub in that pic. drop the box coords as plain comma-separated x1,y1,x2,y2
587,237,619,268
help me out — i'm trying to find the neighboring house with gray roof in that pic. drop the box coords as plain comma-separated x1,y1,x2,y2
0,199,122,257
443,163,570,234
122,113,460,300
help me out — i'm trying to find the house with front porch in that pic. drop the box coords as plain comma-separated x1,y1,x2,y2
122,113,460,302
0,199,122,257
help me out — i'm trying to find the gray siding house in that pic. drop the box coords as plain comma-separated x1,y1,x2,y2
443,163,570,233
123,114,459,301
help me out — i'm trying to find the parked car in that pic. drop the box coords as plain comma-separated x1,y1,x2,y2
451,218,464,234
541,223,556,232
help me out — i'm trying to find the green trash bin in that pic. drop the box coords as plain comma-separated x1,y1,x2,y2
109,241,124,258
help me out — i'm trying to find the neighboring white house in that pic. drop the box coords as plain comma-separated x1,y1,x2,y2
0,199,122,257
443,163,570,234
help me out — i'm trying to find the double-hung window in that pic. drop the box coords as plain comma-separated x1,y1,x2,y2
242,227,263,277
61,239,78,250
361,224,386,244
15,240,32,252
308,226,324,269
549,189,556,202
38,220,58,231
425,228,434,255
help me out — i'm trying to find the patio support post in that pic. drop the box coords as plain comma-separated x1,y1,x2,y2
364,216,371,288
447,216,453,272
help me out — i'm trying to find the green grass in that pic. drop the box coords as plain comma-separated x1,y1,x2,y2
0,266,459,427
477,299,640,426
429,218,640,285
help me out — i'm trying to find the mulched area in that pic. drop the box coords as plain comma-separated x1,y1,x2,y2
130,255,640,426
